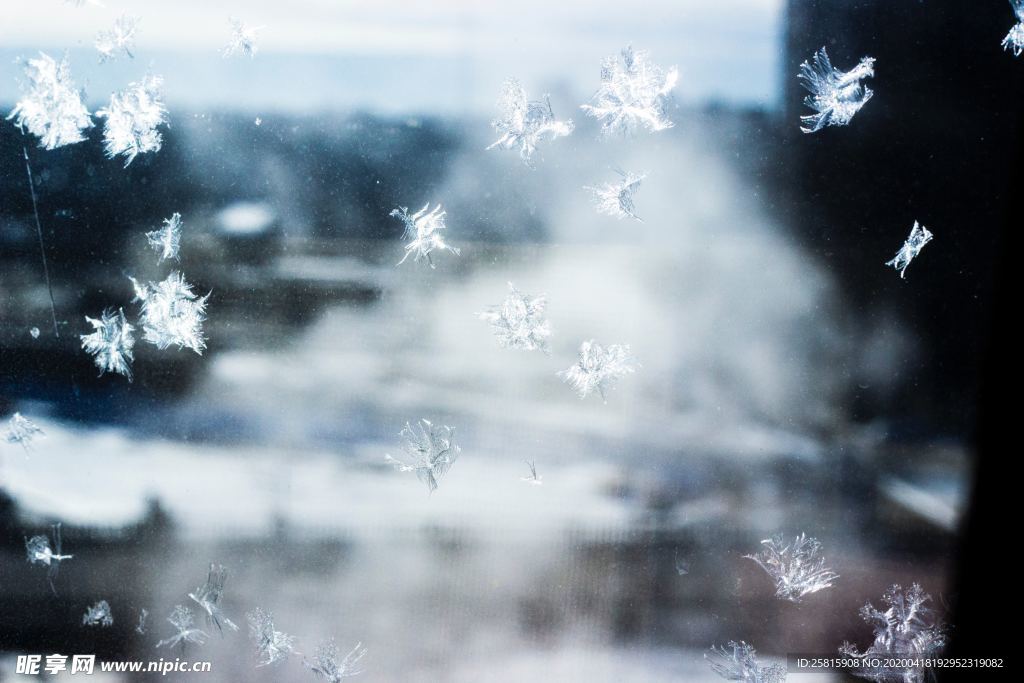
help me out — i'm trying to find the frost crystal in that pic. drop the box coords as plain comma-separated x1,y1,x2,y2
156,605,209,649
146,213,183,262
580,46,677,136
745,533,838,602
247,608,297,667
798,47,875,133
132,272,209,354
188,563,238,633
81,308,135,380
487,78,573,166
137,608,149,634
223,18,263,58
95,15,140,63
30,327,41,339
385,419,461,493
559,340,638,401
521,460,543,485
96,75,168,166
674,550,690,576
479,283,551,352
886,221,933,279
839,583,948,682
305,640,367,681
706,641,786,683
390,204,460,267
586,169,645,221
1004,2,1024,55
83,600,114,627
7,52,93,150
25,523,72,594
5,412,45,451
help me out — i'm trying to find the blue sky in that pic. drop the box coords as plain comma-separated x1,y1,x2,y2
1,0,784,114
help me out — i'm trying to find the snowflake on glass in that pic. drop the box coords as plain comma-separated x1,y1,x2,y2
247,608,297,667
146,212,183,262
25,523,72,595
390,204,460,267
81,308,135,380
6,52,93,150
886,221,933,279
745,533,838,602
131,272,209,354
487,78,573,167
5,412,45,452
479,283,551,352
305,640,367,681
586,169,645,221
137,608,149,634
83,600,114,627
521,460,543,485
156,605,209,649
1004,2,1024,55
839,583,947,683
188,563,238,633
223,17,263,58
580,46,677,137
96,75,168,166
706,641,786,683
559,340,638,401
95,14,140,63
798,47,875,133
385,419,461,493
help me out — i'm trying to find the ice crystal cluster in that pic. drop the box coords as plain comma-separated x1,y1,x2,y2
81,308,136,380
586,169,645,221
137,608,149,634
147,213,183,262
559,340,637,401
745,533,838,602
7,52,93,150
5,412,44,450
25,523,72,594
1004,2,1024,55
479,283,551,352
96,75,168,166
83,600,114,627
798,47,875,133
390,204,460,267
521,460,542,485
132,272,209,354
95,14,140,63
886,221,933,279
223,18,263,58
706,641,786,683
247,608,297,667
188,564,238,633
305,640,367,681
385,419,461,493
156,605,209,649
487,78,573,166
581,46,677,136
839,583,947,682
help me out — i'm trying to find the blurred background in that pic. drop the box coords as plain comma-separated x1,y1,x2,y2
0,1,1017,681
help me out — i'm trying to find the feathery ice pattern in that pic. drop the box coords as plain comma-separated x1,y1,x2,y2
25,523,72,595
80,308,135,380
487,78,573,166
132,272,209,354
581,46,677,136
5,412,45,450
156,605,209,649
745,533,838,602
188,563,238,633
305,640,367,681
7,52,93,150
390,204,460,267
385,419,461,493
798,47,875,133
1004,1,1024,55
586,169,645,221
95,14,140,63
223,18,263,58
479,283,551,352
886,221,933,279
83,600,114,627
97,75,168,166
247,608,297,667
147,213,183,262
559,340,637,400
706,641,786,683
